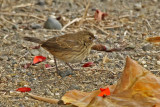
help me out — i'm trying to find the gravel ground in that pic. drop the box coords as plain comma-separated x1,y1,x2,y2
0,0,160,106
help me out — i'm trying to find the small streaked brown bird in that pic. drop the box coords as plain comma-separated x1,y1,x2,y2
24,30,96,75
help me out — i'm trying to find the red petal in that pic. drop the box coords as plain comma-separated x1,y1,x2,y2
45,64,52,68
82,62,94,67
98,87,110,97
33,56,46,64
16,87,31,92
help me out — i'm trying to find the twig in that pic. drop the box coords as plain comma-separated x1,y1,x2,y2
28,93,59,104
61,18,81,31
61,17,94,31
92,24,109,35
144,19,152,30
0,16,16,26
78,0,91,26
104,25,123,29
0,12,46,21
2,3,34,11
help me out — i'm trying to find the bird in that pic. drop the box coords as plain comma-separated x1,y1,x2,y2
24,30,96,75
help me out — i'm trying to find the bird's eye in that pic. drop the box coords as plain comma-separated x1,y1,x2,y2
89,36,92,40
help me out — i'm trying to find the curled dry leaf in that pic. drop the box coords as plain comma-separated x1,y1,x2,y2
91,44,107,51
61,57,160,107
94,9,108,21
146,36,160,43
28,93,59,104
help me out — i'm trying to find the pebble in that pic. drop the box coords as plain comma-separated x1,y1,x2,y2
44,16,62,30
31,23,41,29
69,84,81,90
58,70,74,77
12,24,19,30
49,60,55,64
142,44,152,51
144,65,147,67
55,92,60,96
0,56,8,61
37,0,45,6
157,61,160,65
134,3,142,11
141,60,146,64
30,50,40,56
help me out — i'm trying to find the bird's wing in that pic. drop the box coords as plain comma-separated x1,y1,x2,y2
41,34,82,52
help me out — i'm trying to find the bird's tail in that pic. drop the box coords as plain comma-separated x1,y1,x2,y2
24,37,43,44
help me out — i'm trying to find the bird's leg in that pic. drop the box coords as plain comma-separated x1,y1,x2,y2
66,63,74,71
54,57,60,75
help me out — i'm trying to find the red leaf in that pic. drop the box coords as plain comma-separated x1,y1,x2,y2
16,87,31,92
45,64,52,68
82,62,94,67
94,9,108,21
98,87,110,97
33,56,46,64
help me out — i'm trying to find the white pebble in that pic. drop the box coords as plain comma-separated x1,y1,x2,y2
144,65,147,67
49,60,55,64
157,61,160,65
55,93,60,96
141,61,146,64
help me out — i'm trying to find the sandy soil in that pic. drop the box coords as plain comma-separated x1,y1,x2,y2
0,0,160,106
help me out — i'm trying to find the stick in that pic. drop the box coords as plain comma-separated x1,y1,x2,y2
0,16,16,26
61,18,81,31
3,3,34,11
28,93,59,104
0,12,46,21
78,0,91,26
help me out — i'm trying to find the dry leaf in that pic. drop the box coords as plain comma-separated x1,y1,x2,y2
61,57,160,107
94,9,108,21
91,44,107,51
146,36,160,43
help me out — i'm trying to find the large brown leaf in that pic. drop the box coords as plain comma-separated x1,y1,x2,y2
62,57,160,107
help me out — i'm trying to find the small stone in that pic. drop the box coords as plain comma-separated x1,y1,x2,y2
141,60,146,64
30,50,40,56
142,44,152,51
58,70,74,77
144,65,147,67
157,61,160,65
37,0,45,5
134,3,142,11
31,23,41,29
0,56,8,61
49,60,55,64
44,16,62,30
12,24,18,30
69,84,81,90
55,92,60,96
